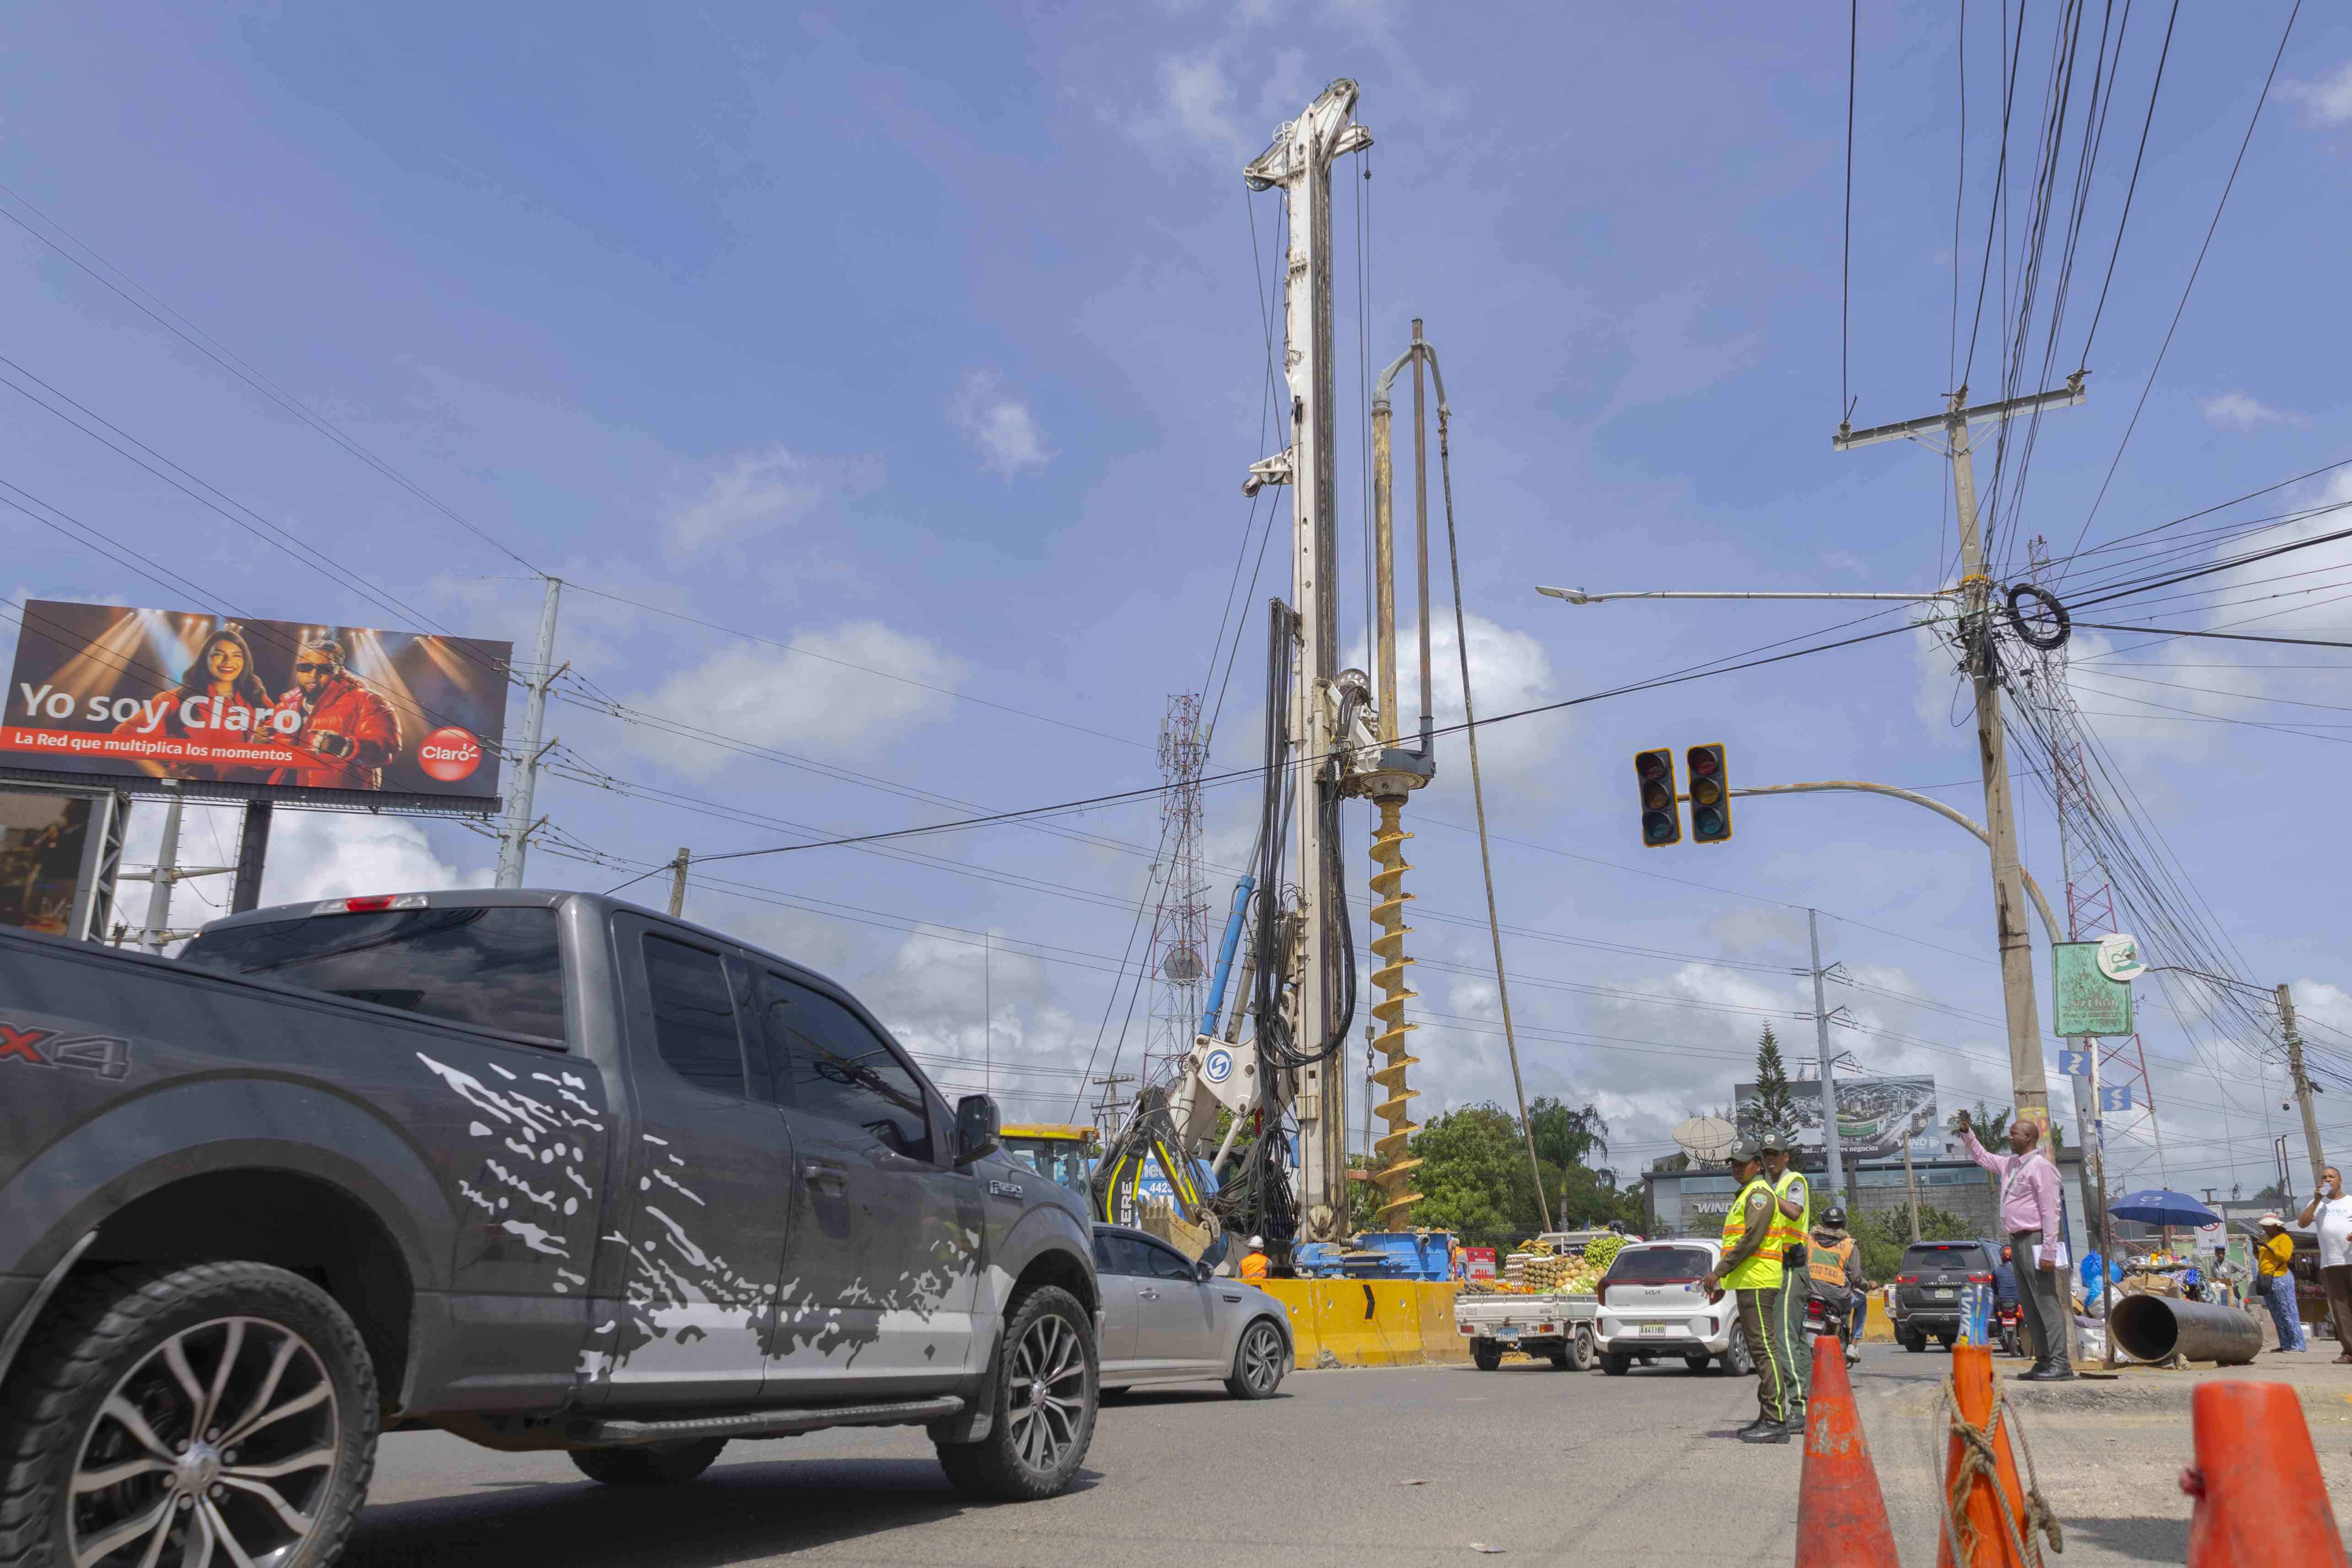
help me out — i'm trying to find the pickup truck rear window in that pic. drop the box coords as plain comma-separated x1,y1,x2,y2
179,906,567,1043
1604,1246,1713,1281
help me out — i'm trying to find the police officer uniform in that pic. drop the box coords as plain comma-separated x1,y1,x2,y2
1761,1131,1812,1416
1707,1135,1795,1443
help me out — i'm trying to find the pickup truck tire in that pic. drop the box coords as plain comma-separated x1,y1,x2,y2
933,1286,1095,1503
1470,1341,1503,1372
1225,1319,1286,1400
569,1439,727,1487
0,1262,377,1568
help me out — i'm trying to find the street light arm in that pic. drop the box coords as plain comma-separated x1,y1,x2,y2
1536,586,1955,605
1732,780,2062,945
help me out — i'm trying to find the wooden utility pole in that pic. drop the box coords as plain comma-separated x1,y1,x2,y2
496,575,562,888
667,847,690,917
1833,379,2085,1138
2277,982,2327,1192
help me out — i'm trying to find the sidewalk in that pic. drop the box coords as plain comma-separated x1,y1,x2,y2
1875,1344,2352,1419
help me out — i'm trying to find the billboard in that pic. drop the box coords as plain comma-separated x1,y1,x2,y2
1734,1075,1940,1163
0,787,119,941
4,600,510,802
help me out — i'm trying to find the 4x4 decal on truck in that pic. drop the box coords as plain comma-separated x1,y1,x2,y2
0,1022,131,1079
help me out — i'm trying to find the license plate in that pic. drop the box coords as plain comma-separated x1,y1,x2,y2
1491,1326,1519,1339
1638,1324,1671,1336
1933,1288,1955,1300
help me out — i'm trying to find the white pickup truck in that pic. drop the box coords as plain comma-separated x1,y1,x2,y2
1455,1289,1599,1371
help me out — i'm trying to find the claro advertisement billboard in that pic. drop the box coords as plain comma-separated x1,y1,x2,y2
1734,1074,1940,1163
3,600,512,803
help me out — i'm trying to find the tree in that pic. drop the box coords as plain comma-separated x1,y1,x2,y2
1740,1025,1795,1141
1527,1097,1610,1225
1404,1104,1527,1237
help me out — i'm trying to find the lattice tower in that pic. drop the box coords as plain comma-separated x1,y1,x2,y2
2027,539,2165,1188
1143,694,1210,1092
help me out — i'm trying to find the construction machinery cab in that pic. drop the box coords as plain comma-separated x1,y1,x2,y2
999,1123,1100,1197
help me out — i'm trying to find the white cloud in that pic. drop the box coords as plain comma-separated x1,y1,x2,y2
1161,54,1246,157
116,801,488,944
1820,549,1871,577
948,371,1052,481
2280,61,2352,128
2200,391,2302,431
661,445,879,553
625,620,966,771
1362,613,1563,790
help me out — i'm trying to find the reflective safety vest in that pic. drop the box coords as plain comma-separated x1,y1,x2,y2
1808,1234,1856,1291
1239,1252,1269,1280
1720,1178,1783,1291
1767,1168,1811,1262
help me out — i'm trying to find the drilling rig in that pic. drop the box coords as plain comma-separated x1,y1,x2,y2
1091,78,1440,1266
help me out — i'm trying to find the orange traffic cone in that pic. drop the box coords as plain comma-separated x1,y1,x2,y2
1795,1335,1900,1565
2181,1381,2348,1567
1937,1344,2032,1568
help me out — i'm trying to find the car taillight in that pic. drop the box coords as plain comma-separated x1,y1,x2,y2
1594,1281,1608,1305
1896,1274,1918,1285
1967,1273,1993,1285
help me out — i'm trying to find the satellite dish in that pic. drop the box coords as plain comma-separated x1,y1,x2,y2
1673,1115,1734,1162
1161,944,1204,982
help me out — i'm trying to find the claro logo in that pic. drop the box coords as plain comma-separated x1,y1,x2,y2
418,725,483,783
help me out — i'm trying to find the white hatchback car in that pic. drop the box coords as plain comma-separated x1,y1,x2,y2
1591,1238,1754,1375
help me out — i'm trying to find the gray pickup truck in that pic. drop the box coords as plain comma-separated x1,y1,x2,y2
0,890,1099,1568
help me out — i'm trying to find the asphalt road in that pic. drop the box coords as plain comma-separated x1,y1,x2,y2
346,1345,2352,1567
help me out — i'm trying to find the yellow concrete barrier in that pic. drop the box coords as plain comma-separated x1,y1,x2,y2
1252,1280,1474,1368
1863,1294,1894,1342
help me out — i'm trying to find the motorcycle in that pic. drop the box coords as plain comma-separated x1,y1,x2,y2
1994,1298,2024,1357
1804,1292,1861,1363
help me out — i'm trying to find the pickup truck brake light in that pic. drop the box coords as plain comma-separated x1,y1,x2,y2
313,894,430,916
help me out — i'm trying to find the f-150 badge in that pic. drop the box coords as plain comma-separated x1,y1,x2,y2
0,1023,131,1079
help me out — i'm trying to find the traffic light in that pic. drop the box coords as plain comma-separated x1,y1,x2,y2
1686,743,1731,843
1634,748,1680,847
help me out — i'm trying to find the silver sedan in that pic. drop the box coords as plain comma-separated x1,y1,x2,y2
1091,1225,1294,1399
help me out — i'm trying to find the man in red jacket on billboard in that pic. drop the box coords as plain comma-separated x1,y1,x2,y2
266,637,402,790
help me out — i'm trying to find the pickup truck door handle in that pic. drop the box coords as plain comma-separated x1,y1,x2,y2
801,1162,849,1189
1137,1288,1160,1302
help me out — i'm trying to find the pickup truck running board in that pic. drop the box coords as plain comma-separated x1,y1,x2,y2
577,1396,965,1446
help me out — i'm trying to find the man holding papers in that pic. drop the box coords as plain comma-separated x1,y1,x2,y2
1957,1108,2074,1382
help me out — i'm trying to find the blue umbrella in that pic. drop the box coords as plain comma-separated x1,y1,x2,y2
2107,1188,2220,1229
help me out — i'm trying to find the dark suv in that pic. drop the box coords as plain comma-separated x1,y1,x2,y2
1890,1239,2000,1351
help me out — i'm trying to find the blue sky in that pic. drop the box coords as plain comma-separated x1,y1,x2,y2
6,1,2351,1200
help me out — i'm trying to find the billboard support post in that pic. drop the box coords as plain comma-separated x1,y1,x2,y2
496,577,562,890
142,791,182,954
230,801,273,914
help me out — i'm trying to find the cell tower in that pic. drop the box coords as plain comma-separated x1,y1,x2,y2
2026,539,2165,1190
1143,694,1210,1092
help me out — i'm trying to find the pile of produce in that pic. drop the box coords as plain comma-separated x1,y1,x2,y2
1583,1232,1627,1275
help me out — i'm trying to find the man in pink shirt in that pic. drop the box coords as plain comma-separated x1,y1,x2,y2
1957,1107,2074,1381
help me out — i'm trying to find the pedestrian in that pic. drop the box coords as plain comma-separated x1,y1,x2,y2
1806,1204,1865,1366
1759,1129,1812,1415
1701,1137,1799,1443
2254,1214,2306,1352
2299,1169,2352,1361
1239,1234,1270,1280
1955,1108,2072,1380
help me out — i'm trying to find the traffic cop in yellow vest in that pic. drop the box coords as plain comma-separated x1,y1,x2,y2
1759,1129,1813,1413
1701,1135,1796,1442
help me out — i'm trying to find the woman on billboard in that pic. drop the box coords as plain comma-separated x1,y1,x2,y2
113,624,276,782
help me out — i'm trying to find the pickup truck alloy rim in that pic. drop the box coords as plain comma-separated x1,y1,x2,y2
1005,1313,1087,1475
69,1315,340,1568
1239,1323,1283,1394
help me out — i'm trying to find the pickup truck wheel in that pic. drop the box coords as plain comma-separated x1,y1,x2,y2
1568,1327,1597,1371
1470,1341,1503,1372
569,1439,727,1487
1225,1319,1286,1400
0,1262,376,1568
933,1286,1095,1503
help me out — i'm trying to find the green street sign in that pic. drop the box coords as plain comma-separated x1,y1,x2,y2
2053,940,2134,1037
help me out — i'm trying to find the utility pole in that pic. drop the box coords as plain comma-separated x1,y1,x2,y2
1833,379,2084,1139
2277,982,2326,1192
1809,909,1845,1207
1244,81,1370,1246
495,575,562,889
667,847,690,917
141,790,182,955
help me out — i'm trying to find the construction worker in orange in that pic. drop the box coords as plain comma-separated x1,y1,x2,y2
1702,1136,1798,1443
1238,1235,1270,1280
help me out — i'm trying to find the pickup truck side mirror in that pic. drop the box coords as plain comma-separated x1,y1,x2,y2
1196,1259,1215,1283
954,1094,1001,1167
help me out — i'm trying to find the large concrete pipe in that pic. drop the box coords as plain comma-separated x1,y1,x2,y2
2109,1293,2264,1367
